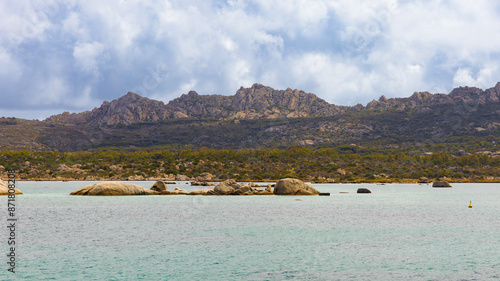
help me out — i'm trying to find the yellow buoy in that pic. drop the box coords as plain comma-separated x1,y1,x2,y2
468,201,473,208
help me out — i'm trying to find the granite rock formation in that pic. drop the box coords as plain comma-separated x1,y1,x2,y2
70,182,156,195
0,179,23,195
273,178,320,195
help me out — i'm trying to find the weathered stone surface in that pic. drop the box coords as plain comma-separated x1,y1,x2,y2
160,189,187,195
357,188,371,193
70,182,156,196
273,178,320,195
433,181,452,187
0,179,23,195
188,188,215,195
151,180,168,192
214,180,237,195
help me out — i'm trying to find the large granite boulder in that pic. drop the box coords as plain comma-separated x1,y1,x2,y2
151,180,168,192
0,179,23,195
214,179,239,195
273,178,320,195
433,181,452,187
70,182,156,196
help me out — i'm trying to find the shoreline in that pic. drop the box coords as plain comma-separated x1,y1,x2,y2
10,178,500,184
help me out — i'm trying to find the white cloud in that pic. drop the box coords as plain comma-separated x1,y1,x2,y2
73,41,106,75
453,65,499,88
1,0,500,119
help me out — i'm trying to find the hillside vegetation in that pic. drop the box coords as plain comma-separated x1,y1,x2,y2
1,145,499,182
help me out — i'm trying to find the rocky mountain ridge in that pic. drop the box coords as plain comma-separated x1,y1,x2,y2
2,82,500,152
46,83,346,126
46,82,500,127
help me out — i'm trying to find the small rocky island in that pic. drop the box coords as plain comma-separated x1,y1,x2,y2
0,179,23,195
69,178,322,196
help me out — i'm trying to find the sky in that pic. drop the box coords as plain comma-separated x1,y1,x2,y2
1,0,500,120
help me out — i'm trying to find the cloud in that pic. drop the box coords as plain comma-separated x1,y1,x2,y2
1,0,500,119
73,41,106,75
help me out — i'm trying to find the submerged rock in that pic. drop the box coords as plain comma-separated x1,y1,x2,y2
273,178,320,195
0,179,23,195
433,181,452,187
70,182,156,196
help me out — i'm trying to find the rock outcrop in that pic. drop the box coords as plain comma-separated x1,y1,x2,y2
273,178,320,195
188,180,274,195
160,187,188,195
151,180,168,192
432,181,452,187
212,179,274,195
357,188,372,193
0,179,23,195
418,177,430,183
151,181,188,195
70,182,156,195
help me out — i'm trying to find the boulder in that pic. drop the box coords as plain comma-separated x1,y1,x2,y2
418,177,430,183
214,180,237,195
70,182,156,196
357,188,371,193
151,180,167,192
0,179,23,195
273,178,320,195
433,181,452,187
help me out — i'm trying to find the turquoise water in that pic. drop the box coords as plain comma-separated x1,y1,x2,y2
1,182,499,280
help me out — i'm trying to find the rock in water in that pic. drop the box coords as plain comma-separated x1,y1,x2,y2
432,181,452,187
151,180,168,192
357,188,371,193
0,179,23,195
214,180,237,195
273,178,320,195
70,182,156,195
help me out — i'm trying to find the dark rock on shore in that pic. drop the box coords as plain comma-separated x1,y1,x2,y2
433,181,452,187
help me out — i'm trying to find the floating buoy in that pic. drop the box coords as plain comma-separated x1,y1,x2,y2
468,201,473,208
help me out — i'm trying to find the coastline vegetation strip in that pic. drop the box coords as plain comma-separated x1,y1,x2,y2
6,169,17,274
1,147,499,182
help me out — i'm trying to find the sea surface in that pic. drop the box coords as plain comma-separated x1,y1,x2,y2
1,181,499,280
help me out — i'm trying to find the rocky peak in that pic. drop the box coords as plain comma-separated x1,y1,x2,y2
88,92,168,126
